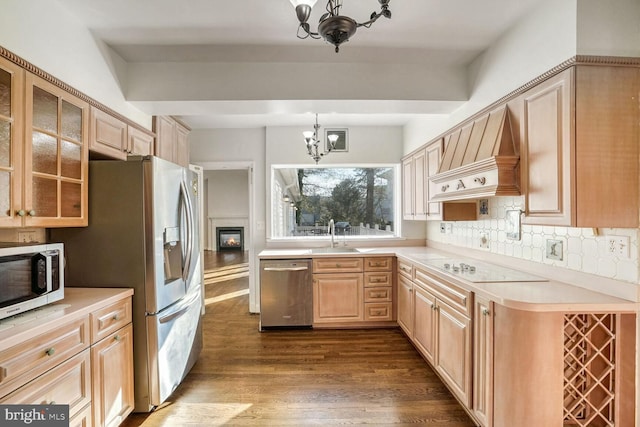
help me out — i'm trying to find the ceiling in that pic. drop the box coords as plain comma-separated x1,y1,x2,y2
54,0,545,129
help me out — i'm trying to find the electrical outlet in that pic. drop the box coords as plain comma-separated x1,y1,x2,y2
18,231,36,243
546,239,563,260
606,235,630,257
479,233,489,249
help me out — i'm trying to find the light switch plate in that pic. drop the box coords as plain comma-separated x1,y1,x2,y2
546,239,563,260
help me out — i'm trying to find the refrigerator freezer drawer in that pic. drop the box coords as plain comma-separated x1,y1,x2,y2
145,289,203,407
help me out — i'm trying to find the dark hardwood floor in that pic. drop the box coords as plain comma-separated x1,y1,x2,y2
122,250,476,426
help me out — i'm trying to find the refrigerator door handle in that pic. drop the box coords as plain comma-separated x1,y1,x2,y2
180,180,195,287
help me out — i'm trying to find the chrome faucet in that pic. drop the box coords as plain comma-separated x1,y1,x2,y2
328,219,336,247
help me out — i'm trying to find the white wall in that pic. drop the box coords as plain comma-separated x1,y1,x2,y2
204,170,249,218
404,0,578,154
0,0,150,128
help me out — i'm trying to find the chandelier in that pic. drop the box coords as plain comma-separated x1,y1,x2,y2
290,0,391,53
303,114,339,164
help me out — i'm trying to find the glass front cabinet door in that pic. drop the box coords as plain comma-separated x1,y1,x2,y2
0,57,25,227
24,73,88,227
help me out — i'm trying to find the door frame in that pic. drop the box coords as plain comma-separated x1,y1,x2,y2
192,161,257,313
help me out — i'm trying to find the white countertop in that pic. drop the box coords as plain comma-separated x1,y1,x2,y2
259,246,639,313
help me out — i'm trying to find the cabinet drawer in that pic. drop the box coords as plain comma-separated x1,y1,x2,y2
397,259,414,279
364,286,392,303
0,316,90,397
70,404,92,427
0,348,91,418
90,298,132,344
313,257,363,273
364,257,393,271
415,267,472,317
364,303,393,321
364,272,392,287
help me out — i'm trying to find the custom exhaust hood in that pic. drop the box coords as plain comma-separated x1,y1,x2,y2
429,105,520,202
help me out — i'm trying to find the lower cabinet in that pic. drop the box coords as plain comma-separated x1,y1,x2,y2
397,259,473,414
0,290,134,427
313,272,364,322
473,295,493,427
312,256,395,326
91,323,134,427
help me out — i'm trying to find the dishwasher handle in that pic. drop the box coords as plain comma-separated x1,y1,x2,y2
263,266,309,272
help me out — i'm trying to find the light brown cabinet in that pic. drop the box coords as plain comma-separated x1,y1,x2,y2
313,256,394,326
91,324,134,427
425,140,443,219
414,267,472,407
0,290,134,427
397,259,472,408
153,115,190,167
25,73,89,227
90,107,154,160
519,65,639,227
402,148,427,220
0,56,25,227
396,260,414,335
0,65,89,228
472,295,493,427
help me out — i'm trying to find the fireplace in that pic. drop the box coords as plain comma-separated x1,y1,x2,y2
216,227,244,251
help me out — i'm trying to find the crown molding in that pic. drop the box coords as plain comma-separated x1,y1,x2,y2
0,45,153,136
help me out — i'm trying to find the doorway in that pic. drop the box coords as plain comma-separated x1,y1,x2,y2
194,161,256,313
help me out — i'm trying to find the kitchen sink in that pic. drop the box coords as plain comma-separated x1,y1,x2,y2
310,247,360,254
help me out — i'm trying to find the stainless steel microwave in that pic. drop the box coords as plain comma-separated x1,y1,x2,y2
0,242,64,321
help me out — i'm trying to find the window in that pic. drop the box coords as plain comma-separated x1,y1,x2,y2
271,165,400,239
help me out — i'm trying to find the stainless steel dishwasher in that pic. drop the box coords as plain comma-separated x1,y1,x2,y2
259,259,312,330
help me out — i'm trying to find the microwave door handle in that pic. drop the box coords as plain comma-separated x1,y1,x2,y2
45,253,53,293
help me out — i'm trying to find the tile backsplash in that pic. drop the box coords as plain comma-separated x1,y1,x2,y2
427,197,639,284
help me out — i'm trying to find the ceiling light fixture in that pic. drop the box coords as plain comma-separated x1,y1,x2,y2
290,0,391,53
303,114,338,164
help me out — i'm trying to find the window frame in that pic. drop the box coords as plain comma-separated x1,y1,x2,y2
268,163,402,242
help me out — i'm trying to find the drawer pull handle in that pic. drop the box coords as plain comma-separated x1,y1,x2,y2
335,263,341,268
45,348,55,356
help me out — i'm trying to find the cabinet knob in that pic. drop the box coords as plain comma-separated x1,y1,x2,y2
113,314,120,321
28,210,36,216
16,210,25,217
114,335,122,342
482,308,490,316
45,348,55,356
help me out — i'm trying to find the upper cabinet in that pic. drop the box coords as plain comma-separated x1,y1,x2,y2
402,147,427,220
520,65,639,228
153,116,190,167
0,56,24,227
24,73,89,227
90,107,154,160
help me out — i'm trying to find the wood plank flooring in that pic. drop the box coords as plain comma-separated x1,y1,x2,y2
121,250,476,426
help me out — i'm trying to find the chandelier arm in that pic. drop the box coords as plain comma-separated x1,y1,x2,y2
297,23,321,39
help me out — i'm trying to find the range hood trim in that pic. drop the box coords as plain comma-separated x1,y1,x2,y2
429,105,520,202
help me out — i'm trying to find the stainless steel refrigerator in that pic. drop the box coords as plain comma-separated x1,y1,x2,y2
51,156,203,412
